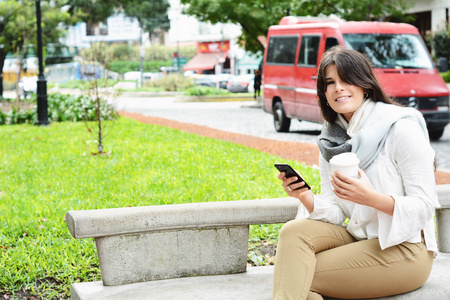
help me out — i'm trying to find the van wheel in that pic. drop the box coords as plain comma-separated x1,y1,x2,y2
429,128,444,140
273,102,291,132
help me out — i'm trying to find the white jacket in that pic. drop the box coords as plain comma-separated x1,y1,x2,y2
306,118,439,253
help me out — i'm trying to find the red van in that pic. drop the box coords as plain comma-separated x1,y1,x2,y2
262,16,450,140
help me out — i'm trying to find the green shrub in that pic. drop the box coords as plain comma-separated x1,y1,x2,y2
441,70,450,83
110,43,137,60
0,93,118,125
0,106,36,125
109,60,173,73
184,86,230,96
107,44,196,62
152,74,194,91
47,93,118,123
59,79,118,89
426,27,450,68
144,45,196,61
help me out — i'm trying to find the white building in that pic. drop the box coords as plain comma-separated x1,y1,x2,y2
62,14,147,49
407,0,449,34
167,0,241,45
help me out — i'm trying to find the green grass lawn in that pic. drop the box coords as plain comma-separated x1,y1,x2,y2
0,117,320,299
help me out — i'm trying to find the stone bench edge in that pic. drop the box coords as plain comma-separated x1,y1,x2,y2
66,197,299,239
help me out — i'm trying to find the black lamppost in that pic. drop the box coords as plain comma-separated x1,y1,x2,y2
35,0,48,125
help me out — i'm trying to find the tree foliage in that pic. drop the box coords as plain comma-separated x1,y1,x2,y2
0,0,79,102
0,0,79,72
180,0,417,52
66,0,115,25
120,0,170,38
68,0,170,39
0,0,171,89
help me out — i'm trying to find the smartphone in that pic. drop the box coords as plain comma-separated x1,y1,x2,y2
274,163,311,190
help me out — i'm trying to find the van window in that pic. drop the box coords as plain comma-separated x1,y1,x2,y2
343,34,433,69
325,37,340,51
298,35,321,67
266,36,299,65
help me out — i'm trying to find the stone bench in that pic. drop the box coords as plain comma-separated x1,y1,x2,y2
66,185,450,300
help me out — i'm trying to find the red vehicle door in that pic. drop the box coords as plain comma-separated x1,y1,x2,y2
294,30,344,123
294,32,322,122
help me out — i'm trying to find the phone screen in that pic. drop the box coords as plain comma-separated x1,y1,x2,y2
274,163,311,190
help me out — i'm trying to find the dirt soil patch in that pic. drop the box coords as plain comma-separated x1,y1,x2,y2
0,100,36,112
120,111,450,185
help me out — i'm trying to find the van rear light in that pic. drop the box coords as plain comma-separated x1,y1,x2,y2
240,82,248,87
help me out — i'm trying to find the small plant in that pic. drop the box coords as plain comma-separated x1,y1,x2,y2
0,93,118,125
152,73,194,91
440,70,450,83
80,42,121,155
0,106,35,125
109,60,172,73
247,240,277,266
183,86,230,96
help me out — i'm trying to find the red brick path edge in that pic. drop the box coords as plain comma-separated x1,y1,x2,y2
119,111,450,185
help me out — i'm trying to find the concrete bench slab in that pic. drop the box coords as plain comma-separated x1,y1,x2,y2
66,198,299,286
72,253,450,300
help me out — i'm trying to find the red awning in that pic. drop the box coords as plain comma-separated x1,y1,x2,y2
183,52,226,71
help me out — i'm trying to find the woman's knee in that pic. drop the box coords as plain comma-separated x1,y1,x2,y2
280,219,312,239
279,219,329,243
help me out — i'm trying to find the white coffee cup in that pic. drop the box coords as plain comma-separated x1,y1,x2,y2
329,153,360,203
329,152,360,178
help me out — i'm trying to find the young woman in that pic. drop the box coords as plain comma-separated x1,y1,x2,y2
273,47,440,300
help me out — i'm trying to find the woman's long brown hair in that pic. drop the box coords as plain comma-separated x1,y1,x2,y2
316,46,397,123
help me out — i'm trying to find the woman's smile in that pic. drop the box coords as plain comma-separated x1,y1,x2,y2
335,95,352,102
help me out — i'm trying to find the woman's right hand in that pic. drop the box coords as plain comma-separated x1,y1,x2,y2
278,171,315,213
278,171,309,196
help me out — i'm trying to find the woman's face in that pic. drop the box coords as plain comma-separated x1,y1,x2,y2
324,64,365,122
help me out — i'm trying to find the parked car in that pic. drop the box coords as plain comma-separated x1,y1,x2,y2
18,76,38,98
226,74,255,93
190,74,229,89
215,73,232,89
194,75,218,87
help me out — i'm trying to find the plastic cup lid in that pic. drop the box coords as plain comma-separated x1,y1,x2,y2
329,152,360,167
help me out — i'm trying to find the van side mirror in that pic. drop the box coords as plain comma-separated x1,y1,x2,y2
438,57,448,73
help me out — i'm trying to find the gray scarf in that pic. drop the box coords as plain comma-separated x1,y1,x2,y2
317,102,429,170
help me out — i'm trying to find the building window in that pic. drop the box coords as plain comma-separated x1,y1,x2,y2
86,22,108,36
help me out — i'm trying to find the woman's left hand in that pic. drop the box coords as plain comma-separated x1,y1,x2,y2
330,169,376,205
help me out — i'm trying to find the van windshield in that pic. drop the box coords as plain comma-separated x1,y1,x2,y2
343,34,433,69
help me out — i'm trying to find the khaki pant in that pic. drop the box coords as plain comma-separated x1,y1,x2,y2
273,219,433,300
